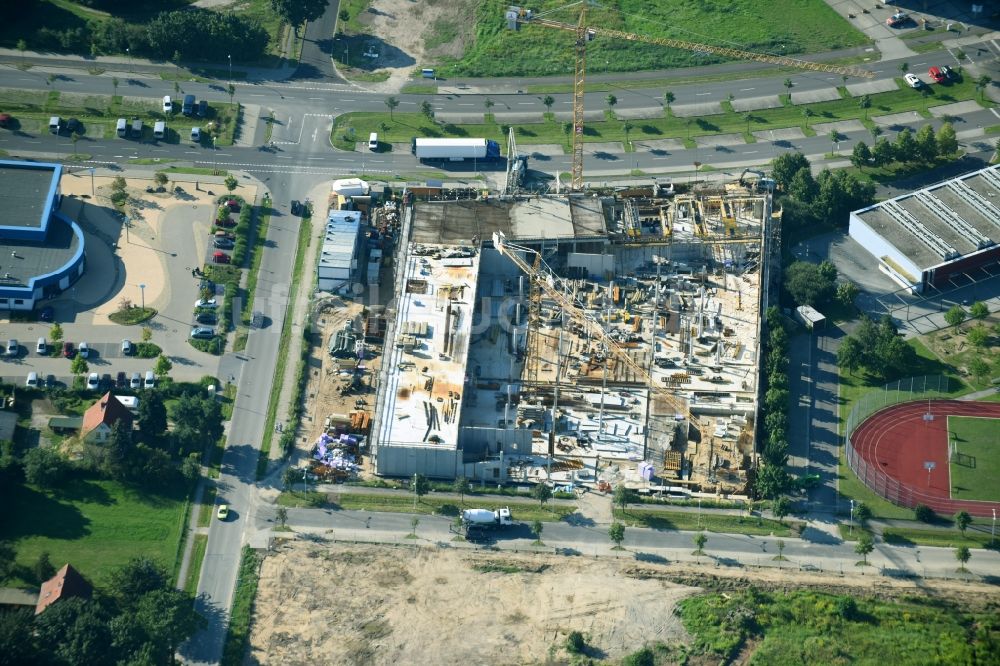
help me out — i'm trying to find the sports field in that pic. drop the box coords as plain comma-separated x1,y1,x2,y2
948,416,1000,502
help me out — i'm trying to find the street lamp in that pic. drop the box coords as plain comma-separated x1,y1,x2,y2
993,508,996,546
126,48,131,72
228,54,232,83
212,135,217,175
139,283,146,310
697,498,702,529
850,499,856,535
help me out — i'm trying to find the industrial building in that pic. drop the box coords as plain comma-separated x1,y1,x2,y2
369,185,773,493
849,164,1000,294
317,210,362,293
0,160,85,312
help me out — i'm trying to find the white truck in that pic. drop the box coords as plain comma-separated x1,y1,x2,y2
461,507,513,535
411,137,502,162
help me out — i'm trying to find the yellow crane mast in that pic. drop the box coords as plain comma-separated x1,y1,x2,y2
506,2,875,191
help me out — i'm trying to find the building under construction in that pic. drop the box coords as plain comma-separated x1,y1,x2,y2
370,182,776,494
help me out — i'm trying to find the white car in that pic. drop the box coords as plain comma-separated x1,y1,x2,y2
195,298,218,309
904,73,922,89
87,372,99,390
162,95,173,113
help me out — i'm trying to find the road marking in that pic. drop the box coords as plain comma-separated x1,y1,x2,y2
185,151,199,154
341,99,356,102
249,94,265,97
400,101,416,105
308,157,323,160
914,62,926,66
458,103,474,106
217,153,232,156
696,92,712,96
308,97,323,100
739,88,755,91
991,108,1000,119
744,150,758,154
517,102,534,105
277,155,292,159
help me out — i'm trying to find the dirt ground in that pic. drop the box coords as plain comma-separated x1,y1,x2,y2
249,543,697,665
353,0,477,92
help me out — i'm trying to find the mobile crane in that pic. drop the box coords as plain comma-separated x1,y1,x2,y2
505,2,875,190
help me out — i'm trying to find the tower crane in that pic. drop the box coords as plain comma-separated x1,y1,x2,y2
505,2,875,191
492,230,692,426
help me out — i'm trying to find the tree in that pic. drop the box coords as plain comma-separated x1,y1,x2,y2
270,0,328,35
135,588,206,663
608,521,625,548
613,484,634,513
801,106,813,128
0,608,39,664
855,532,874,565
894,128,917,163
788,169,817,202
49,322,63,346
872,137,894,167
282,466,299,491
34,551,55,583
976,74,992,101
154,171,168,188
34,597,111,666
954,510,972,535
829,130,840,152
531,519,543,544
542,95,554,114
969,301,989,320
562,121,572,146
23,446,71,487
109,557,168,607
663,90,675,114
227,82,235,106
137,391,167,438
955,545,971,571
899,62,909,75
854,502,872,525
944,305,966,328
776,539,786,562
565,630,586,654
784,261,836,307
384,95,399,120
410,516,419,536
141,326,153,342
71,354,89,378
936,122,958,155
770,152,810,191
70,132,81,157
111,76,119,97
0,542,15,580
693,531,707,555
755,463,790,498
224,174,238,193
851,141,872,168
16,38,27,64
533,482,552,507
969,357,990,383
338,8,349,23
622,121,633,147
914,503,935,522
412,473,430,501
153,354,172,378
420,100,434,121
915,124,938,162
858,94,871,119
836,281,859,308
967,325,989,349
605,93,618,118
772,496,790,522
105,420,135,481
783,78,793,92
452,476,471,505
272,506,288,530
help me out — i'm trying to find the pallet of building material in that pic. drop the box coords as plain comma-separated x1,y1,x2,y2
663,450,682,471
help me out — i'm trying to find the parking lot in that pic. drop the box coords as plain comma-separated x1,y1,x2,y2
0,171,255,386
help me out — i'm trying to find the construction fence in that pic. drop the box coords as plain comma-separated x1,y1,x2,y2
845,375,961,512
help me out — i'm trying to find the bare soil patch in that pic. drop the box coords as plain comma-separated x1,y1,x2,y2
249,543,697,664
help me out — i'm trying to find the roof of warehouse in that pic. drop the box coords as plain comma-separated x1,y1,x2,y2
0,161,59,231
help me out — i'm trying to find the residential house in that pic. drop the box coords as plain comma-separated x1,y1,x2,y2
81,392,133,443
35,564,92,615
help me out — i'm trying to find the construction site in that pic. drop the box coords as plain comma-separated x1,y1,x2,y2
360,175,777,497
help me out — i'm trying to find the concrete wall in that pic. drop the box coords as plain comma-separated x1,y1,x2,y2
459,426,532,459
374,443,459,479
849,213,922,291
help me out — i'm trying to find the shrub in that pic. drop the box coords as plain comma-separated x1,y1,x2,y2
915,504,935,522
565,631,586,654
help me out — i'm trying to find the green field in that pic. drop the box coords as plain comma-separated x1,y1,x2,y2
1,478,189,587
441,0,869,77
948,415,1000,502
613,507,795,537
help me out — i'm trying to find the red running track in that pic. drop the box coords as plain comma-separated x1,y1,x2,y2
850,399,1000,517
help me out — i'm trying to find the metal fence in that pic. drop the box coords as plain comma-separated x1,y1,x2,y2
845,375,970,514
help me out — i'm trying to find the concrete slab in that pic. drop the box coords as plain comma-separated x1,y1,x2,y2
872,110,924,127
493,112,544,123
615,106,664,120
694,133,745,147
435,112,485,124
731,95,783,112
789,87,842,105
928,100,983,117
752,127,806,141
633,138,685,151
584,141,625,154
846,78,899,96
811,119,866,135
553,110,607,122
671,102,723,118
523,144,566,157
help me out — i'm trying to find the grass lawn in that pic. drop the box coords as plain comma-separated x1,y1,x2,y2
947,415,1000,502
612,508,796,537
1,477,189,587
881,526,999,550
277,491,576,523
443,0,868,77
183,534,208,595
916,322,1000,392
331,78,982,152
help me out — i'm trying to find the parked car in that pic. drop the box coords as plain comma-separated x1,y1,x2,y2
66,118,81,133
45,374,56,388
214,238,234,249
212,251,231,264
26,372,38,388
100,373,113,390
0,113,11,128
191,127,201,142
121,339,133,355
62,341,75,358
130,372,142,389
162,95,173,113
190,327,216,339
195,312,217,325
929,66,945,83
216,504,229,520
215,217,237,228
226,199,241,212
87,372,99,390
116,371,128,388
36,337,47,354
144,371,155,389
5,339,17,357
195,298,218,309
78,341,91,358
197,100,209,117
904,73,922,88
290,199,303,216
886,12,908,27
940,65,955,80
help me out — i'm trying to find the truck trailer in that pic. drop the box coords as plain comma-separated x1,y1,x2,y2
411,138,502,162
461,507,513,533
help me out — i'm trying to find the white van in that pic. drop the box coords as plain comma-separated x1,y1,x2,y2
190,127,201,142
78,341,90,358
116,118,127,137
36,337,47,354
26,372,38,388
153,121,166,140
368,132,378,151
49,116,61,134
144,370,156,389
